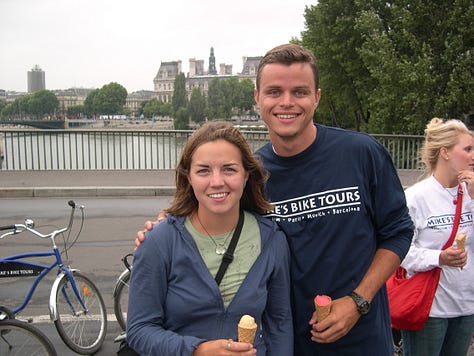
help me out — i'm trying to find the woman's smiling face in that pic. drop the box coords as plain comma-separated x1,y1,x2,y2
188,139,248,218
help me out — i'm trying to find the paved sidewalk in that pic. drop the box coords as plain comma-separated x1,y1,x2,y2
0,169,423,198
0,170,176,198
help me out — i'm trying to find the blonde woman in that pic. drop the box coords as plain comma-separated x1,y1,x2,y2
401,118,474,355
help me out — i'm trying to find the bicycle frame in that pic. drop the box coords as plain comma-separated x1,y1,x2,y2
0,201,88,321
0,201,108,355
0,250,86,320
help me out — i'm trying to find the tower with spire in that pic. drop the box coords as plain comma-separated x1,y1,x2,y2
208,47,217,75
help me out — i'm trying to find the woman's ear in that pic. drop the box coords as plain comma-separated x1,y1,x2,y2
440,147,449,161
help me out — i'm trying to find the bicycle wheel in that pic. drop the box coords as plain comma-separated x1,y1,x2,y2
0,319,57,356
53,271,107,354
113,269,130,331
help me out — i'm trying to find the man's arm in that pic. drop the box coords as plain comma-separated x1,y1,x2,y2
310,248,400,343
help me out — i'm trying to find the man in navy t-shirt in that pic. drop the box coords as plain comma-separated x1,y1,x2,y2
137,43,414,355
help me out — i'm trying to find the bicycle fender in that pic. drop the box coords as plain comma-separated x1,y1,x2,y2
113,269,130,298
48,268,79,321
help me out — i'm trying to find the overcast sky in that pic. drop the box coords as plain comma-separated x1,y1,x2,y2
1,0,313,93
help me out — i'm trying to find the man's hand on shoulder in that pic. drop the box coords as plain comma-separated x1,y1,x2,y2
134,212,167,248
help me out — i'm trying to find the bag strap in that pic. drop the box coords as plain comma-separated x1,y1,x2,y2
215,210,244,286
442,184,463,250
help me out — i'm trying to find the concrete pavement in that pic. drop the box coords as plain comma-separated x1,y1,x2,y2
0,169,424,198
0,170,176,198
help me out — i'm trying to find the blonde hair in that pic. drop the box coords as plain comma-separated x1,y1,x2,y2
420,117,472,175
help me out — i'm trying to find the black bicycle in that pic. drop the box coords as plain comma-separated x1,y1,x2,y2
0,305,57,356
113,253,133,331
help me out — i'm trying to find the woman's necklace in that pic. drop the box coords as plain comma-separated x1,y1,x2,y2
196,215,235,255
443,185,458,205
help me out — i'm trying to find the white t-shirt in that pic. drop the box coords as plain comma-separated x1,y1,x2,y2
402,175,474,317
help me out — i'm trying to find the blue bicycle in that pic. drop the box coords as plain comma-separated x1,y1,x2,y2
0,200,107,355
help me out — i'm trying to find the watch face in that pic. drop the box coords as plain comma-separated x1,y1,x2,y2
350,292,370,315
359,301,370,314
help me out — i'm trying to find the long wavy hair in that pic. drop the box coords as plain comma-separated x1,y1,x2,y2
165,121,273,216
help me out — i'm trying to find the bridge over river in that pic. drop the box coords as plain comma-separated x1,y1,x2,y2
0,118,100,129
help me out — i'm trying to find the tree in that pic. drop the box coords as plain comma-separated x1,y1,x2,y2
220,79,235,118
188,87,206,124
172,73,187,115
1,102,14,118
203,77,256,119
301,0,474,134
235,79,256,114
1,91,59,119
141,98,172,118
67,105,84,118
174,107,189,129
95,82,128,115
0,100,6,115
28,90,59,119
355,0,474,133
301,0,371,131
84,89,100,117
207,78,225,119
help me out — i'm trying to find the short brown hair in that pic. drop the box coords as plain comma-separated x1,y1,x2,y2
165,121,273,216
256,43,319,91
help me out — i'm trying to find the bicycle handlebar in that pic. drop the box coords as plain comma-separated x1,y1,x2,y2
0,200,83,240
0,225,16,231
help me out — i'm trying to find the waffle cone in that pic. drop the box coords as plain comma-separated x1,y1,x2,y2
456,233,467,251
238,325,257,344
314,295,332,322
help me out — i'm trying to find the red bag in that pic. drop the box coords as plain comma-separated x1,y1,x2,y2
387,184,463,331
387,266,441,330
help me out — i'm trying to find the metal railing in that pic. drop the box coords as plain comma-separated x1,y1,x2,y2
0,129,423,171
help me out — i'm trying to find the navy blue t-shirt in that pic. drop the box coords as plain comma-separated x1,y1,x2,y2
257,124,414,355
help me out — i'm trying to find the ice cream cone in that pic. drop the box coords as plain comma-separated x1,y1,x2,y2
314,295,332,322
238,315,257,344
456,233,467,251
456,233,467,270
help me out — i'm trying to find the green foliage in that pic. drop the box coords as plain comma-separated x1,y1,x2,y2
83,83,127,116
95,82,128,115
66,105,84,117
174,107,189,129
301,1,371,131
207,78,225,119
141,98,172,118
0,90,59,119
83,89,100,117
301,0,474,134
188,87,206,124
0,100,7,115
172,73,188,114
206,77,256,119
235,79,256,114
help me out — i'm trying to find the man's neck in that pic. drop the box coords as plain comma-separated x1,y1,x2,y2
270,124,317,157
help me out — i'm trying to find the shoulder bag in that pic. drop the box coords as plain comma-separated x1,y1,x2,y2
387,184,463,331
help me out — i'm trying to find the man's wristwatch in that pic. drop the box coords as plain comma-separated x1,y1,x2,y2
349,291,370,315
